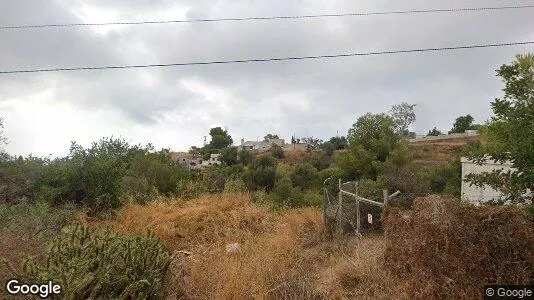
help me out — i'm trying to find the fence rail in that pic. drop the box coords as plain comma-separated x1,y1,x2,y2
323,178,399,240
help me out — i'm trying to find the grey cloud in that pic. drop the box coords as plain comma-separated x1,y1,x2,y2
1,0,534,153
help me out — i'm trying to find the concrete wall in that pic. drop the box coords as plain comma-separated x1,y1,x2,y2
460,157,514,204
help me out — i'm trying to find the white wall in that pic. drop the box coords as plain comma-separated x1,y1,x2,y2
460,157,514,204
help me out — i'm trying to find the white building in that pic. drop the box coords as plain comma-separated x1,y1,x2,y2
201,153,222,167
460,157,514,204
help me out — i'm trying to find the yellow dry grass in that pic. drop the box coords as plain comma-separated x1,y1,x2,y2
94,193,400,299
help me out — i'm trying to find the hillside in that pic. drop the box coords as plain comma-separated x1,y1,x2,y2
408,135,479,165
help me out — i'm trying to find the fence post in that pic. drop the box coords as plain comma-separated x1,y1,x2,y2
355,181,360,236
336,178,343,241
383,189,389,206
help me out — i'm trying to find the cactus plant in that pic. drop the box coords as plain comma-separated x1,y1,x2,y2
9,223,170,299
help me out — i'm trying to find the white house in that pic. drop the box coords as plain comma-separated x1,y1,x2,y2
201,153,222,167
460,157,514,204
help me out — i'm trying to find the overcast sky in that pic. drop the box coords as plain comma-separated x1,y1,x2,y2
1,0,533,157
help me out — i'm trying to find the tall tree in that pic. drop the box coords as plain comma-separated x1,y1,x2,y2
448,114,479,134
336,113,401,180
0,117,7,151
465,54,534,203
209,127,233,150
389,102,416,138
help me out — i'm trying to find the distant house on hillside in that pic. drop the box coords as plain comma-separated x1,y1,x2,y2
201,153,222,167
460,156,514,204
170,152,203,169
237,138,287,152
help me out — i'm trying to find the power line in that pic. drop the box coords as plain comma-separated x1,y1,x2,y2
2,4,534,30
1,41,532,75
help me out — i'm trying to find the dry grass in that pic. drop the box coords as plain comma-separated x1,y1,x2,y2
94,193,401,299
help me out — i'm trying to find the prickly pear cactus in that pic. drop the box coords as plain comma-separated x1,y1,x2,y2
13,223,170,299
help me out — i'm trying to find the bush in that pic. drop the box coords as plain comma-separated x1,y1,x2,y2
270,144,285,159
290,163,319,189
5,224,171,299
224,178,247,193
245,154,278,191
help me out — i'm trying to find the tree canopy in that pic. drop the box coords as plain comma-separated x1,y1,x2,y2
427,127,442,136
209,127,233,150
389,102,416,138
263,134,279,141
449,114,480,134
337,113,402,180
465,54,534,202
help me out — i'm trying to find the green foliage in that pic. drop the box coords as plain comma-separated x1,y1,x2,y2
389,102,417,138
427,127,442,136
272,176,294,206
10,224,170,299
465,54,534,203
313,151,333,170
0,200,76,238
223,178,247,193
301,136,323,150
337,113,402,181
122,151,190,204
245,154,278,191
209,127,233,150
219,146,238,166
448,114,479,134
290,163,319,189
327,136,348,150
422,162,462,197
237,149,253,166
381,142,430,196
270,144,285,159
0,155,48,204
263,133,279,141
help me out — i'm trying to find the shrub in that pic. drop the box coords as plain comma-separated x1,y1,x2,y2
224,178,247,193
245,154,278,191
270,144,285,159
384,196,534,299
5,224,171,299
290,163,319,189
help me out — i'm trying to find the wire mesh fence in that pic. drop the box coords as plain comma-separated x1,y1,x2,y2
323,178,390,239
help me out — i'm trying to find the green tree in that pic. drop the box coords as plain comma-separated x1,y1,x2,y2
219,146,238,165
389,102,416,138
301,136,323,150
427,127,442,136
336,113,401,180
328,136,348,150
465,54,534,202
263,133,279,141
209,127,233,150
448,114,480,134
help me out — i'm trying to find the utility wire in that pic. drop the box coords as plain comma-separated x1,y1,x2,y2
1,41,533,75
1,4,534,30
